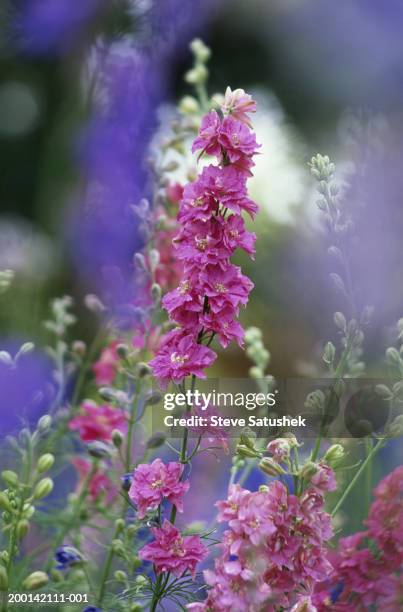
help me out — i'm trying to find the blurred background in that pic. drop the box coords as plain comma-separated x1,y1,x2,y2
1,0,403,426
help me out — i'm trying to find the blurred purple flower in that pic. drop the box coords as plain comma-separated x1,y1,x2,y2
0,341,53,434
16,0,104,56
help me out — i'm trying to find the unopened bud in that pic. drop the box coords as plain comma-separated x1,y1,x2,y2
23,571,49,590
134,252,147,272
237,444,260,459
259,457,284,477
0,493,11,512
84,293,106,313
148,249,160,273
37,414,52,432
185,64,208,85
323,444,345,467
146,432,166,449
136,362,152,378
87,441,112,459
144,390,162,406
151,283,162,305
114,570,128,583
114,518,125,533
179,95,199,114
116,343,129,359
33,478,53,500
190,38,211,63
37,453,55,474
72,340,86,356
112,539,125,556
135,575,147,586
16,519,29,539
387,415,403,438
112,429,124,448
2,470,18,488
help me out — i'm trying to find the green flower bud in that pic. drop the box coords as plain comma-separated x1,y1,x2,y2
16,519,30,540
151,283,162,305
249,366,264,379
386,347,401,367
116,343,129,359
386,415,403,438
37,453,55,474
112,429,124,448
136,362,152,378
236,444,260,459
0,492,11,512
37,414,52,433
144,390,163,406
0,566,8,591
179,95,199,114
114,518,125,533
323,341,336,365
333,311,347,332
112,539,125,556
323,444,345,467
148,250,160,273
135,574,147,586
33,477,54,500
190,38,211,62
146,432,166,449
130,604,143,612
259,457,285,477
2,471,18,488
114,570,128,583
185,65,208,85
49,569,63,583
23,571,49,590
87,441,112,459
126,525,137,538
239,429,257,450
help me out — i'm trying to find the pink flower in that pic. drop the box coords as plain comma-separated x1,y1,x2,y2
128,458,189,518
266,438,291,462
92,340,120,385
222,87,257,127
219,116,260,165
139,520,208,578
200,308,245,348
191,110,221,157
201,263,254,314
72,457,116,502
311,462,337,492
166,182,184,204
68,402,126,442
149,329,216,386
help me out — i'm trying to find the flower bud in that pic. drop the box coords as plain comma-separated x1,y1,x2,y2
112,429,124,448
2,470,18,488
239,429,257,450
37,453,55,474
236,444,260,459
133,252,147,272
0,566,8,591
114,570,128,583
121,473,133,492
136,362,152,378
87,441,112,459
323,444,345,467
111,539,125,556
116,343,129,359
334,311,347,332
37,414,52,433
148,249,160,273
1,551,9,564
114,518,125,533
179,95,199,114
135,574,147,586
386,415,403,438
49,569,63,582
151,283,162,305
84,293,106,313
185,65,208,85
0,493,11,512
144,390,162,406
249,366,263,379
259,457,285,476
0,351,12,366
130,605,143,612
190,38,211,63
16,519,30,539
23,571,49,590
72,340,86,356
32,477,54,500
386,347,401,367
146,432,166,449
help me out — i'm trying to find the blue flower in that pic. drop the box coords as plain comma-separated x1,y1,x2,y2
121,472,133,491
330,581,344,604
83,607,101,612
55,545,82,570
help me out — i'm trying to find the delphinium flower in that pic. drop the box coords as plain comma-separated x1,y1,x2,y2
138,520,208,579
150,89,259,385
72,457,116,502
54,545,82,570
68,401,127,442
128,458,190,519
92,340,121,386
314,466,403,610
191,478,334,611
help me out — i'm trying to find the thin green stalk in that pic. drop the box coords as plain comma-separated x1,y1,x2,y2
331,438,383,518
364,437,373,516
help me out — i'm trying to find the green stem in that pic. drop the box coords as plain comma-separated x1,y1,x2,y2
364,437,373,517
331,438,383,518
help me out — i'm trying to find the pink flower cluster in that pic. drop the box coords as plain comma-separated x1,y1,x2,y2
129,458,189,519
69,401,127,442
315,466,403,610
190,481,333,611
139,520,208,579
150,90,259,386
133,459,208,579
72,457,116,502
